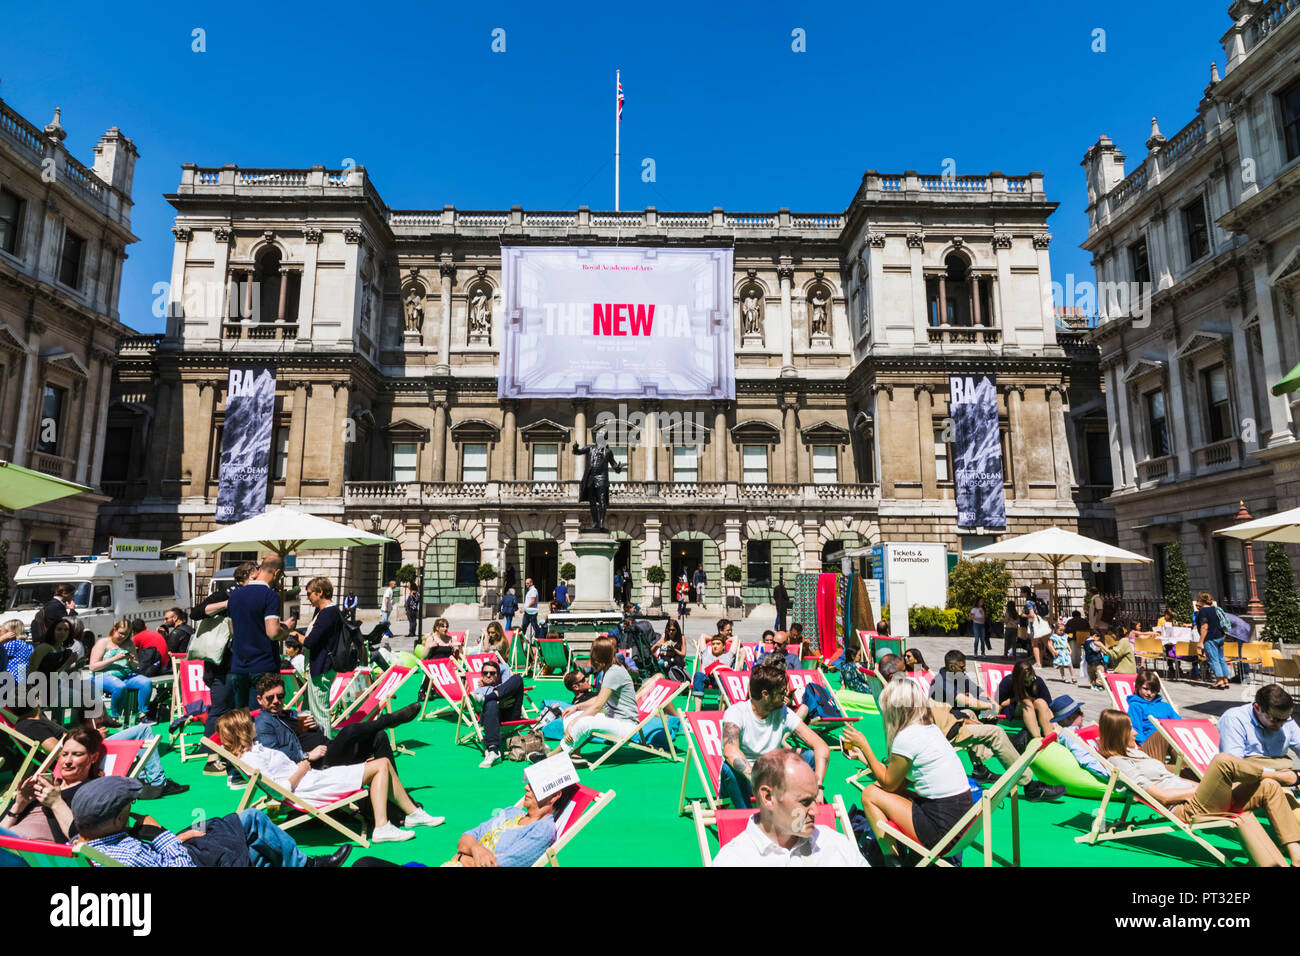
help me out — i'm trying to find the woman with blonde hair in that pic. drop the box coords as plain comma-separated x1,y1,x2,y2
841,676,973,857
88,620,152,723
1095,708,1300,867
217,708,444,844
472,620,510,662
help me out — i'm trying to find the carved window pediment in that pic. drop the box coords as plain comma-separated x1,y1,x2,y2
519,418,570,443
1122,358,1167,383
730,419,782,444
1174,331,1224,360
450,417,501,443
383,418,429,442
799,420,851,445
42,349,90,379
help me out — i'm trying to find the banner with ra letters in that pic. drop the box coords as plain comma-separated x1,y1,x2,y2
949,373,1007,529
214,366,276,523
498,246,735,400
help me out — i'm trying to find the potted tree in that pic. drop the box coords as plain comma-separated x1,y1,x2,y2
724,564,742,612
645,564,666,609
477,562,498,618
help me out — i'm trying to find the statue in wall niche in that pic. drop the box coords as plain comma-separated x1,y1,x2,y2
469,285,491,337
403,286,424,334
741,290,763,336
810,288,829,336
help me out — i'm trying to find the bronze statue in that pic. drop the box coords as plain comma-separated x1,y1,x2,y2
573,430,624,532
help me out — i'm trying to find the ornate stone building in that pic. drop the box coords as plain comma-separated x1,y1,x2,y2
0,96,137,560
101,162,1108,614
1082,0,1300,604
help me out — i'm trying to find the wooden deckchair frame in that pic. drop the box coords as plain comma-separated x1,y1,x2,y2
585,677,686,769
677,710,727,816
532,784,618,867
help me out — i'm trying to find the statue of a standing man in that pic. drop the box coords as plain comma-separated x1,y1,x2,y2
572,429,624,533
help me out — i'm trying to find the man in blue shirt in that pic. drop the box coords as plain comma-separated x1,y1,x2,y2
553,580,569,610
449,773,579,866
1218,684,1300,782
212,557,290,735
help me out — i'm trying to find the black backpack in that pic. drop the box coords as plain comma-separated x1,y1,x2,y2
326,618,367,672
30,605,46,645
135,645,165,678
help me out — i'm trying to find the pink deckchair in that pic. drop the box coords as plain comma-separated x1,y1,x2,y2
169,657,212,763
677,710,727,815
1151,717,1219,780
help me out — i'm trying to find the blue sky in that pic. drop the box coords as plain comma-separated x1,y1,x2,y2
1,0,1229,334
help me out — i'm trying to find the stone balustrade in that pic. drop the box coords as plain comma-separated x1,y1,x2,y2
343,479,880,508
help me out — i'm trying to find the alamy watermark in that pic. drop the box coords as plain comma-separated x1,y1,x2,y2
593,403,709,447
0,673,103,715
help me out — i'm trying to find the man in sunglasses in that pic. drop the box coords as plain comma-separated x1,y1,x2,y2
252,673,419,769
1218,684,1300,784
470,658,526,769
755,630,799,671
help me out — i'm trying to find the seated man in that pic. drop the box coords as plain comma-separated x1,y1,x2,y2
70,776,350,867
712,748,866,867
130,619,170,673
1218,684,1300,783
878,653,1063,800
691,634,735,696
253,673,419,770
755,630,800,671
721,662,830,810
928,649,994,718
449,757,581,867
564,670,596,704
470,659,527,769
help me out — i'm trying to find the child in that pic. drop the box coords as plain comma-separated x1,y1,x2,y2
564,670,596,704
691,635,734,696
283,636,307,676
1082,629,1109,690
1049,620,1075,683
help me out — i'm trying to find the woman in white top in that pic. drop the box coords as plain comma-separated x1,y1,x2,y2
218,709,444,844
969,597,990,656
842,677,973,858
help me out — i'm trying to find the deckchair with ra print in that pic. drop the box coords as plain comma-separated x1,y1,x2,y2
334,664,417,752
48,737,159,781
1072,725,1236,864
531,784,617,867
785,669,860,733
455,671,540,752
692,795,854,866
1150,717,1219,780
677,710,728,815
0,834,123,867
418,656,470,721
585,677,686,769
201,736,371,848
1103,672,1183,718
167,657,212,763
713,668,751,708
978,661,1015,709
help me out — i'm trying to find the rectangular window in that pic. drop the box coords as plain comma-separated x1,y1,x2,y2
1215,538,1246,604
933,428,951,482
532,443,558,481
1144,390,1170,458
135,573,177,601
1202,365,1232,443
461,442,487,482
1183,196,1210,262
1084,429,1114,487
272,425,290,481
58,229,85,288
0,187,23,255
812,445,838,484
747,540,771,589
609,444,628,483
102,425,133,483
742,444,768,484
672,445,699,483
1128,238,1151,287
1281,77,1300,164
36,385,66,455
391,442,418,482
455,539,480,586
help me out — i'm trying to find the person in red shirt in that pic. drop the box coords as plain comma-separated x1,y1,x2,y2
131,619,170,670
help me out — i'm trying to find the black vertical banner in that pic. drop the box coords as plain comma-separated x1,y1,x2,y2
950,373,1006,529
214,366,276,523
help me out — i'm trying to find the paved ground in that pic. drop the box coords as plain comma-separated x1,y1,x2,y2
364,606,1270,717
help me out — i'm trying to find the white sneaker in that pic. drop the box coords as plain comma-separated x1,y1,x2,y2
405,808,445,828
479,749,501,769
371,822,416,843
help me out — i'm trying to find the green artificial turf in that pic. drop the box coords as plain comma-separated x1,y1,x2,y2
7,666,1252,867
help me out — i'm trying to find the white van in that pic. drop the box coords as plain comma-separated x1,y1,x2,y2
5,555,192,640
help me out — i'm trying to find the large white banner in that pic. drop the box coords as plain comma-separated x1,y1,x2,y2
498,246,735,400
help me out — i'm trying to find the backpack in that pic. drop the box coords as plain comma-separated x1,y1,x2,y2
135,645,165,678
30,605,46,645
326,617,367,673
800,682,842,720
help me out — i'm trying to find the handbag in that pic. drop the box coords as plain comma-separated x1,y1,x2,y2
189,612,233,665
1031,614,1051,640
506,729,548,762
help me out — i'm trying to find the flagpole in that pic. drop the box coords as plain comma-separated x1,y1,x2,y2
614,69,621,212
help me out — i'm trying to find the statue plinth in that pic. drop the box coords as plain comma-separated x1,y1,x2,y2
567,532,620,614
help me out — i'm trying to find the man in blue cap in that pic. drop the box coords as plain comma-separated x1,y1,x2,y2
71,777,351,867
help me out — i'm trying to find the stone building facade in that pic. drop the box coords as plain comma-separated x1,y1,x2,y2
1081,0,1300,605
101,162,1108,614
0,96,137,561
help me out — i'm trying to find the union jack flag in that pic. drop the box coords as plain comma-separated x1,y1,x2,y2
617,76,624,120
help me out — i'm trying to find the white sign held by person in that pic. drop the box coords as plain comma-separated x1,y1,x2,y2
499,246,735,400
524,752,580,801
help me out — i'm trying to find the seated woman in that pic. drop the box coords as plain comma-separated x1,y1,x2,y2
471,620,510,661
996,659,1058,738
1095,709,1300,867
217,709,444,844
447,776,580,867
88,620,153,724
651,618,686,675
422,617,456,660
0,725,114,842
842,678,974,859
902,648,932,691
1126,669,1179,761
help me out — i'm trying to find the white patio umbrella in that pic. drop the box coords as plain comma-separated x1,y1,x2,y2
0,460,93,511
1214,505,1300,544
964,526,1151,613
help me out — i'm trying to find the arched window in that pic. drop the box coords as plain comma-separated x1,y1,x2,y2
254,247,300,323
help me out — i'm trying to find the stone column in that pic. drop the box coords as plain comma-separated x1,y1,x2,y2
1047,385,1074,498
11,345,37,468
1006,385,1028,501
778,262,795,375
438,260,454,372
299,229,320,339
572,400,588,481
501,400,518,480
781,394,799,483
972,276,982,326
189,379,216,498
243,269,254,319
328,381,350,497
917,385,937,497
1226,298,1259,452
643,401,659,482
277,268,289,322
1102,363,1128,490
206,229,228,342
89,351,115,489
908,233,928,343
993,234,1015,345
643,513,662,605
284,383,310,499
1113,370,1138,484
712,401,729,481
1249,246,1294,445
937,276,947,326
75,358,106,485
872,385,893,495
1163,336,1192,475
147,381,175,496
431,397,448,481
